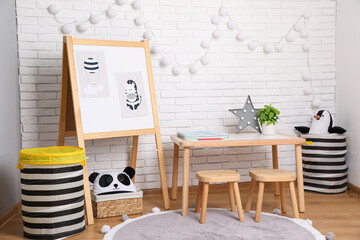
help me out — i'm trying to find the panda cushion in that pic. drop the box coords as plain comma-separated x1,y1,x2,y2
89,167,137,195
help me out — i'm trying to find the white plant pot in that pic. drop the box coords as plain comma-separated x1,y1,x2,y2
261,123,276,135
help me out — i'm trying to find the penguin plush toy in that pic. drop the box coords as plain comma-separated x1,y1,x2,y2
295,110,346,134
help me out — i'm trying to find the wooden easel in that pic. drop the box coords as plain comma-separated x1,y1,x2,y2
58,36,170,225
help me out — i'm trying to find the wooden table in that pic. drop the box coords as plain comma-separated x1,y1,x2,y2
170,132,306,216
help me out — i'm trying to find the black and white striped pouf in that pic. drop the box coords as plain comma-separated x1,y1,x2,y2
18,147,86,239
300,134,348,194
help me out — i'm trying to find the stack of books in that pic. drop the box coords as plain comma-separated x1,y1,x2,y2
177,131,229,141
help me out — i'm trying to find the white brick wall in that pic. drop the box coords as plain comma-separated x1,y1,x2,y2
15,0,336,188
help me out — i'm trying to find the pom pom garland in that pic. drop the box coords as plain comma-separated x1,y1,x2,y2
61,24,73,34
189,64,200,73
134,16,145,26
160,56,171,67
303,86,313,95
106,7,117,18
274,42,284,52
227,20,237,30
312,99,322,108
172,65,182,75
248,41,257,51
201,55,211,65
90,15,101,25
236,31,247,41
302,72,312,81
151,45,162,54
143,31,154,40
101,225,111,234
219,7,229,17
286,32,296,42
201,39,211,49
302,42,311,51
264,43,274,53
303,10,311,20
213,30,222,39
294,23,303,32
116,0,129,5
211,15,221,25
49,4,61,15
77,22,88,33
300,29,309,38
132,0,143,10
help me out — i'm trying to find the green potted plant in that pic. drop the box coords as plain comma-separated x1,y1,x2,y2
257,104,280,135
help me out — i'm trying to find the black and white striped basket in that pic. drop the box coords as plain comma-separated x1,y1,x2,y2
20,163,86,239
301,133,348,194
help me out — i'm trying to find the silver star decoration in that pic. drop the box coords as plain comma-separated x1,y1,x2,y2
229,95,262,133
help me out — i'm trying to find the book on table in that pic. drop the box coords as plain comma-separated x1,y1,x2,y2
177,131,229,141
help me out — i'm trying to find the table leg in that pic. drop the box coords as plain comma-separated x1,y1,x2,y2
182,147,190,216
295,144,305,213
171,143,180,200
272,145,280,196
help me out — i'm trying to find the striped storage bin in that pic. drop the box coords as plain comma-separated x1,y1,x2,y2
18,146,87,239
301,134,348,194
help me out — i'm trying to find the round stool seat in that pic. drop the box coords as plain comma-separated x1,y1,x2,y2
249,169,296,182
196,170,240,183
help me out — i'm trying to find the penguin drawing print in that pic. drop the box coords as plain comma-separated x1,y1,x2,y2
125,79,142,110
294,110,346,134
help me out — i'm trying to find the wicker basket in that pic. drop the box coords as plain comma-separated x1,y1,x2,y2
91,189,143,218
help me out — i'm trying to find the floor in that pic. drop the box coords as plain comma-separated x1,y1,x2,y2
1,183,360,239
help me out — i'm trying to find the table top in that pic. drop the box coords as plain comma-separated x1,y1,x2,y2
171,132,305,148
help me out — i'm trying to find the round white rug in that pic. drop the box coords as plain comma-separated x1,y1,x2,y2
103,209,325,240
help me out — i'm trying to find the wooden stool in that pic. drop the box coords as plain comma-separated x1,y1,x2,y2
195,170,245,224
245,169,299,222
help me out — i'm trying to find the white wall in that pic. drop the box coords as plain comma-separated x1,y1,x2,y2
0,0,21,215
15,0,336,189
336,0,360,188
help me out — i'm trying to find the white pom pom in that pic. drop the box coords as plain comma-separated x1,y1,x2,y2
219,7,228,17
101,225,111,234
160,56,171,67
48,4,61,15
303,10,311,20
248,41,257,51
211,15,221,25
274,42,284,52
325,232,335,240
286,32,296,42
152,207,161,213
294,23,303,32
189,64,200,74
107,7,117,18
90,15,101,25
172,65,182,75
300,29,309,38
227,20,237,30
143,30,154,40
61,24,73,34
312,99,321,108
201,39,211,49
213,30,222,39
306,218,313,226
201,55,211,65
273,208,282,215
77,22,88,33
132,0,143,9
134,16,145,26
151,45,162,54
117,0,129,5
302,42,311,52
122,214,129,221
302,72,312,81
303,86,313,95
264,43,274,53
236,31,247,41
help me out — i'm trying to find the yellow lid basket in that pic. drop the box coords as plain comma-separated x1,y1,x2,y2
18,146,86,169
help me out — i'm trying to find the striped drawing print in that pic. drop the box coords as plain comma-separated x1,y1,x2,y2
301,134,348,194
21,164,86,239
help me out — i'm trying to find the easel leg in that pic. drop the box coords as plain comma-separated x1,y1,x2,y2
272,145,280,196
82,165,94,225
171,143,179,200
131,136,139,183
154,133,170,209
295,144,305,213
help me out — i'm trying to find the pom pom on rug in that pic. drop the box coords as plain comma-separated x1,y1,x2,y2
122,214,129,221
191,203,196,208
306,219,313,226
325,232,335,240
273,208,282,215
101,225,111,234
152,207,160,213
